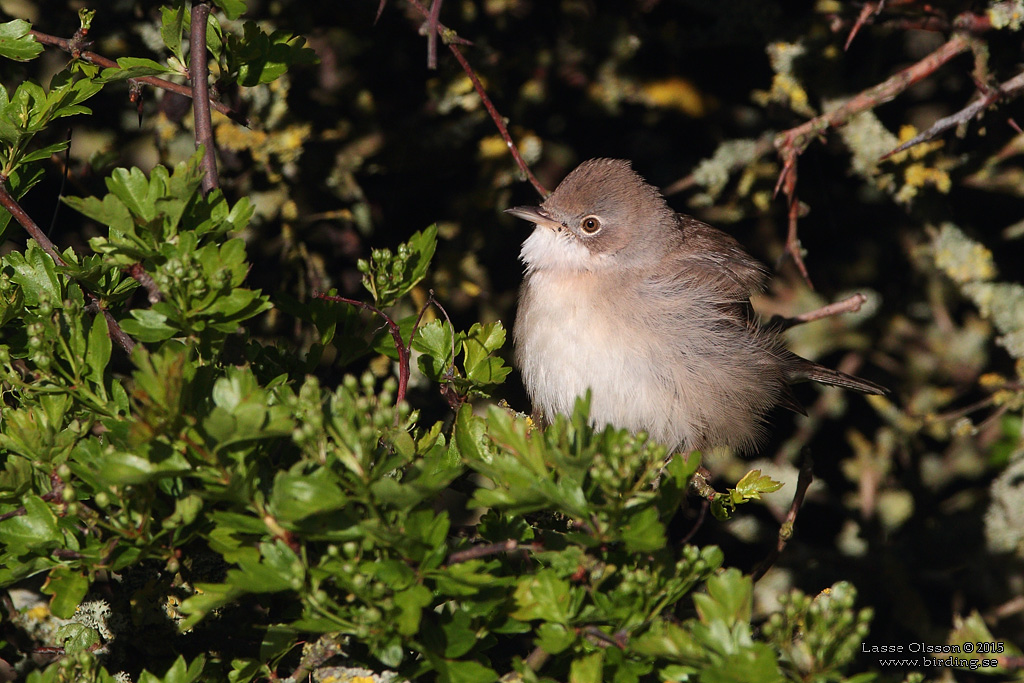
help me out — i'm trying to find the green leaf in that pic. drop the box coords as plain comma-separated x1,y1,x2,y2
0,495,60,552
160,5,187,63
56,622,100,654
621,505,666,553
41,567,90,619
734,469,784,500
461,321,511,387
511,570,576,624
212,0,248,20
395,584,433,635
232,23,318,87
99,57,175,82
0,20,43,61
694,568,752,627
430,657,499,683
107,166,159,222
85,311,111,385
570,651,604,683
7,242,61,305
138,654,206,683
120,308,178,342
270,469,347,522
414,319,456,381
536,622,576,654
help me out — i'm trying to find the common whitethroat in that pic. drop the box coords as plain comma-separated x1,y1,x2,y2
507,158,886,453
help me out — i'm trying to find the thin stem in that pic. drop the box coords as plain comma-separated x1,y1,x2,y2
771,293,868,331
315,293,409,404
752,453,814,582
30,30,249,127
0,181,135,354
403,0,549,197
189,2,219,195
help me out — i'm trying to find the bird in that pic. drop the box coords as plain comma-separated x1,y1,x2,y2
506,158,886,453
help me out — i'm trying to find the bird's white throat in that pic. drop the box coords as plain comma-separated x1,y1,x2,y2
519,226,598,274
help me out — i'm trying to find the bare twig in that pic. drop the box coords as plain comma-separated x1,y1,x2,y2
126,263,162,304
402,0,549,197
446,539,522,564
0,181,135,353
426,0,443,69
752,453,813,582
581,626,628,649
679,498,708,544
30,30,249,127
190,2,219,195
884,69,1024,158
845,1,883,51
772,293,868,331
314,292,410,404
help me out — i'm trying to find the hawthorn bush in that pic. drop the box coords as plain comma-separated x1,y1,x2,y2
0,2,1022,682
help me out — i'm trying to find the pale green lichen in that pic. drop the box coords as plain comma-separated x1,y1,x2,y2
932,223,997,284
73,599,114,640
988,0,1024,30
985,456,1024,557
832,106,900,182
691,138,763,200
963,282,1024,358
932,224,1024,362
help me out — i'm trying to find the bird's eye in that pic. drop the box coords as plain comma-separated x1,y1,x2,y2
580,215,602,234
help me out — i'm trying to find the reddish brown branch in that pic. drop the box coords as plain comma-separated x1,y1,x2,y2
0,181,134,353
30,30,249,127
447,539,522,564
189,2,219,195
426,0,443,70
315,293,410,404
845,1,883,51
775,33,970,157
773,33,970,286
126,263,162,304
402,0,549,197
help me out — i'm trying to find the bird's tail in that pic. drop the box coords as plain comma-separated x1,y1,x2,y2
795,362,888,395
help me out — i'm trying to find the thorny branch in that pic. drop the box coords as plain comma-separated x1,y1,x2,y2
773,33,971,286
398,0,549,197
30,30,249,127
884,68,1024,158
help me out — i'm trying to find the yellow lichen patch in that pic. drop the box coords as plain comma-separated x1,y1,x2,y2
904,163,951,192
478,134,508,160
27,604,50,621
640,77,706,117
887,125,945,165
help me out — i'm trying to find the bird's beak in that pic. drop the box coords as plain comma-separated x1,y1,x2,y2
505,205,564,231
